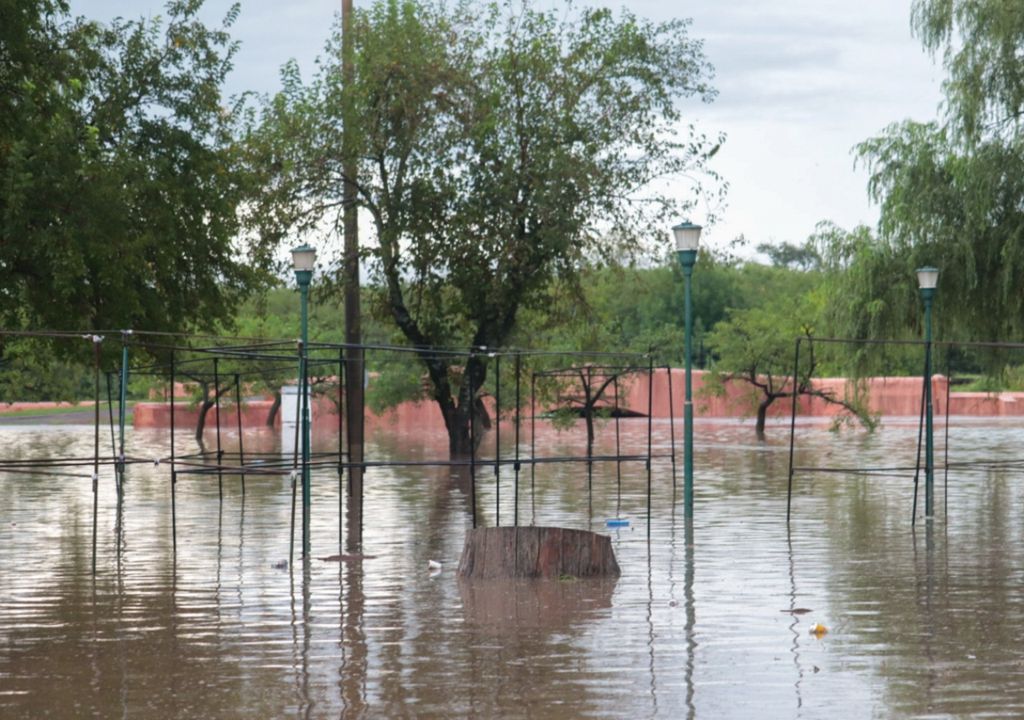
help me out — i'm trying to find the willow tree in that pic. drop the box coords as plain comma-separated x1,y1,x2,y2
249,0,721,455
837,0,1024,343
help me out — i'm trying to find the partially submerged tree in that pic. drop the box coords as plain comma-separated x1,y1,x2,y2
249,0,722,455
544,365,640,463
705,296,877,438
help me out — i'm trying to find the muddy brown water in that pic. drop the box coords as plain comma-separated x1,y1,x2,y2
2,417,1024,718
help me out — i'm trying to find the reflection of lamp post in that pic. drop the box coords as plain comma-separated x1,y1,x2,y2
917,266,938,519
293,243,316,556
674,221,701,517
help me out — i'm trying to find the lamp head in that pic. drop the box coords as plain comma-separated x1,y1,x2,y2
672,221,702,253
916,266,938,302
292,243,317,272
916,266,938,290
292,243,316,287
673,221,701,271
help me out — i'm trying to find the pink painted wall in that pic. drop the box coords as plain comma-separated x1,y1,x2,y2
132,396,446,432
0,401,97,413
132,370,1024,429
611,370,948,419
132,401,279,429
948,392,1024,416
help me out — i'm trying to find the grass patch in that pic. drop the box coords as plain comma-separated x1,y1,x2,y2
957,371,1024,393
0,401,124,418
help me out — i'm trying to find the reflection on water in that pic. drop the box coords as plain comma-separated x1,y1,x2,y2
458,577,616,632
3,418,1024,716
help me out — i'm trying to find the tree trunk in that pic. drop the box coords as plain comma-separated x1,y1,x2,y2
194,382,231,443
584,410,595,456
195,398,215,443
266,390,281,427
440,353,493,457
755,398,772,440
445,396,491,457
447,404,472,456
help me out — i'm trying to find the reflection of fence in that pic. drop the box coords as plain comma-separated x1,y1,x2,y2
786,336,1024,525
0,329,685,573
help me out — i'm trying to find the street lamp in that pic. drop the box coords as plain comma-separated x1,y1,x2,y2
674,221,701,517
293,243,316,556
917,266,938,519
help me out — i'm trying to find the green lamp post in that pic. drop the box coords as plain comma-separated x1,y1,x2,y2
674,221,701,517
917,266,938,519
293,243,317,556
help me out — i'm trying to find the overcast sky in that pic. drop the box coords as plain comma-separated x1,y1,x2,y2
70,0,944,257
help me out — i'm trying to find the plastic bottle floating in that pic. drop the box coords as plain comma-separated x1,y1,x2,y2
606,518,630,528
809,623,828,637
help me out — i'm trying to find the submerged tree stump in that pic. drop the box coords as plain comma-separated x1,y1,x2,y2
458,526,620,579
458,576,617,633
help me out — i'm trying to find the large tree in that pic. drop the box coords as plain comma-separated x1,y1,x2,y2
250,0,722,455
1,0,261,340
835,0,1024,342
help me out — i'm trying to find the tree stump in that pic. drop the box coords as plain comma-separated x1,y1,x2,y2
457,526,620,579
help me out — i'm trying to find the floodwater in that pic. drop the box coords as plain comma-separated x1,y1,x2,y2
2,415,1024,718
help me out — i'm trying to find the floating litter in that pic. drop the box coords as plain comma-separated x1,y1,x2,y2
606,518,630,527
809,623,828,637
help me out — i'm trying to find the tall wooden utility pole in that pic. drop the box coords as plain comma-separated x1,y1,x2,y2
342,0,364,549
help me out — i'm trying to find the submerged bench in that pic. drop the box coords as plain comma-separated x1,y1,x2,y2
458,526,620,579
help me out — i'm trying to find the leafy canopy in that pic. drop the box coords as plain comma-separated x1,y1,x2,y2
1,0,263,345
250,0,722,453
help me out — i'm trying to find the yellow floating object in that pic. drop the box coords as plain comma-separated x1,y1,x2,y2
809,623,828,637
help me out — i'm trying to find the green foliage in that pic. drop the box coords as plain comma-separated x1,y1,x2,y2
960,369,1024,393
705,294,814,393
217,250,884,442
510,248,781,369
839,1,1024,348
815,221,917,342
855,124,1024,342
0,336,95,402
705,279,876,436
0,0,265,353
512,265,681,362
912,0,1024,144
228,285,409,418
756,240,822,271
251,0,722,453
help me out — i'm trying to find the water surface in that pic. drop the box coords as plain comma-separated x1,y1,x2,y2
1,417,1022,718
